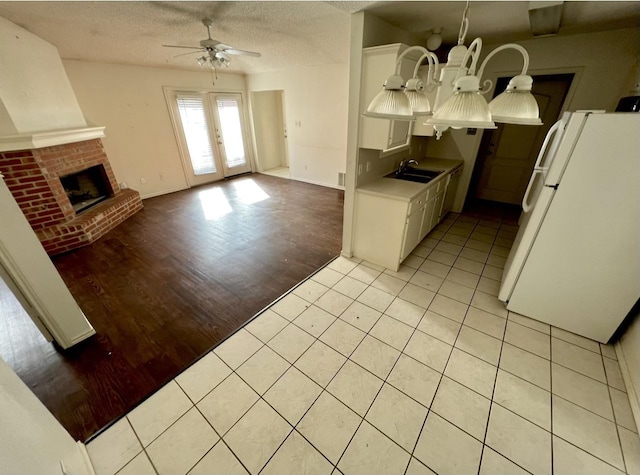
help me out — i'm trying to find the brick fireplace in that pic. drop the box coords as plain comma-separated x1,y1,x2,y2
0,136,142,255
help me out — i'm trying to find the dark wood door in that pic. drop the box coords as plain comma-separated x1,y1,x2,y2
470,74,573,205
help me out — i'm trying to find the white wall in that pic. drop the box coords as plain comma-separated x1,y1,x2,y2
0,16,86,135
251,90,285,171
248,62,349,188
63,60,248,199
618,309,640,430
426,27,640,210
0,356,90,475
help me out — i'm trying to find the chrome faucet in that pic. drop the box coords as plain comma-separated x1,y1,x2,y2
397,159,419,175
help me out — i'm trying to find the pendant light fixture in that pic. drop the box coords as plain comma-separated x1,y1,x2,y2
364,1,542,138
363,47,440,120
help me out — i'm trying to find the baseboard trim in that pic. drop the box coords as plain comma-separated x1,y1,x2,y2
67,328,97,347
289,176,345,191
77,441,96,475
615,341,640,432
140,186,188,200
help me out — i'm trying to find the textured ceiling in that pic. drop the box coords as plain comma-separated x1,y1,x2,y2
365,1,640,45
0,1,637,74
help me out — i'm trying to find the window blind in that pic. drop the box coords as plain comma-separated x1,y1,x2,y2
177,96,217,175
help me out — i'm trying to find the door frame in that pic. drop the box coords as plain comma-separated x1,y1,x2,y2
465,67,583,207
249,89,289,173
209,92,253,178
163,86,255,188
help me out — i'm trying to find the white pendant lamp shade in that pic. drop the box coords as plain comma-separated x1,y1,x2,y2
405,90,432,115
489,75,542,125
364,74,415,120
404,78,432,116
426,76,496,129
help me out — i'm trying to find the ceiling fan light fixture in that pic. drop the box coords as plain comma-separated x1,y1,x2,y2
215,51,230,61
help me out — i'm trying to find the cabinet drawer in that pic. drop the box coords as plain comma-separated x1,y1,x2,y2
408,192,428,215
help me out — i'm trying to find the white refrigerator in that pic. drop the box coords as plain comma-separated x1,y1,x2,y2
499,111,640,343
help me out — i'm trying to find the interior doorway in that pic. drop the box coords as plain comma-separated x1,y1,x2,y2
251,90,289,179
467,73,574,205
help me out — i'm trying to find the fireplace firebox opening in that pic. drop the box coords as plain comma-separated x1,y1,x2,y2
60,165,113,214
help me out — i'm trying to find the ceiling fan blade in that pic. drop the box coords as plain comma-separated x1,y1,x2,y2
173,50,204,58
162,44,203,49
224,49,261,57
214,43,232,50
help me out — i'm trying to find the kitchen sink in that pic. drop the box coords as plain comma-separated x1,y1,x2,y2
385,167,443,184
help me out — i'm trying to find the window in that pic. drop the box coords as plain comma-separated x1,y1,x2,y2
176,96,217,175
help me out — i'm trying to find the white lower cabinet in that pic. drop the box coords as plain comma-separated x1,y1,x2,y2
420,193,437,239
442,166,462,216
400,198,426,260
354,178,448,271
430,189,445,230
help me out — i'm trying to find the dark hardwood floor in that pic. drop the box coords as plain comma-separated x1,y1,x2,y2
0,174,344,441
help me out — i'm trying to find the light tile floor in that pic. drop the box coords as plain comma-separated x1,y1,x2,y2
87,210,640,475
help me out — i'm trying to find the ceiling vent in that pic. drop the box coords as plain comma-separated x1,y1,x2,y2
528,1,564,37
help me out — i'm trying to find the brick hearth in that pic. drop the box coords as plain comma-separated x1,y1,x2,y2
0,138,142,255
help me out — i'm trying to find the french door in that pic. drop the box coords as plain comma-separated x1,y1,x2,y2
174,92,251,187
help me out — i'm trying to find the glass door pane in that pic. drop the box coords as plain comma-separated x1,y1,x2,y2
176,96,222,185
213,94,252,176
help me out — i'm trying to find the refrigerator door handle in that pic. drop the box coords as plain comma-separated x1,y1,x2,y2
522,120,564,213
522,168,545,213
534,120,563,171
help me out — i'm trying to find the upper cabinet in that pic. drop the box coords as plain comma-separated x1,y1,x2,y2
359,44,421,154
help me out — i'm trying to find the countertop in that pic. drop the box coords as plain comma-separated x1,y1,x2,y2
357,157,464,201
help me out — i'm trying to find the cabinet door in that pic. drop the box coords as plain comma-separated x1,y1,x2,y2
420,196,437,239
430,191,445,230
388,121,411,149
360,44,417,152
400,208,424,260
442,168,461,216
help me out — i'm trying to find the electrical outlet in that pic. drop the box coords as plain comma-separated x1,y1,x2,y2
295,120,302,127
140,178,146,184
366,161,371,172
358,163,363,175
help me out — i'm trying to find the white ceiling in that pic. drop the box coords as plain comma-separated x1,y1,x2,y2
0,1,637,74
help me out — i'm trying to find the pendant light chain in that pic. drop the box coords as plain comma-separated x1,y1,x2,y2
457,0,471,45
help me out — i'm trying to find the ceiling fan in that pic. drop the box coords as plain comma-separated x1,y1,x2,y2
163,19,261,70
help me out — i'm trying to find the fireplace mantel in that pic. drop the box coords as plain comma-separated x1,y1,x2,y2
0,126,106,152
